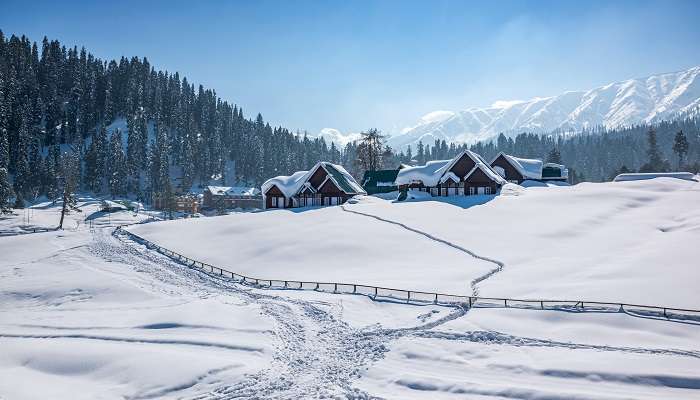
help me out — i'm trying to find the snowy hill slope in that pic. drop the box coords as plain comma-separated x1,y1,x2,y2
389,66,700,150
130,178,700,308
2,180,700,399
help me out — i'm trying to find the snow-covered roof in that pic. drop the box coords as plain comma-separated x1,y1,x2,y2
496,153,543,180
613,172,697,182
396,150,506,187
261,162,366,198
261,170,309,198
439,171,461,184
395,159,451,187
465,163,507,185
206,186,261,196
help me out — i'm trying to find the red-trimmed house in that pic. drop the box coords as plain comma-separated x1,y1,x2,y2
261,162,366,209
395,150,506,198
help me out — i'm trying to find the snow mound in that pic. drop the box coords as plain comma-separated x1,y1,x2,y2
613,172,697,182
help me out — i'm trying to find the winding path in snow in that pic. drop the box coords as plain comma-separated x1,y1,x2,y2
340,205,504,296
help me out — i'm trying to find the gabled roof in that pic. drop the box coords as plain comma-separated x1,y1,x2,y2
396,150,505,187
491,152,542,180
439,171,461,184
322,163,366,194
465,162,507,185
395,159,451,187
261,161,366,198
261,170,309,198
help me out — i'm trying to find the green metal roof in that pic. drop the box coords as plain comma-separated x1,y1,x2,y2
324,163,360,194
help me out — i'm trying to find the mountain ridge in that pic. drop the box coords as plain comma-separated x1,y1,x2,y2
384,65,700,150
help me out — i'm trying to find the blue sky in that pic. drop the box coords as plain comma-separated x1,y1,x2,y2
2,0,700,136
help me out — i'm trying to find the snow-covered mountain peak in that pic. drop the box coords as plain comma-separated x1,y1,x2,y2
388,66,700,151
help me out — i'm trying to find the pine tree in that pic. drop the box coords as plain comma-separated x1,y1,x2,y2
546,147,562,164
672,130,689,170
12,114,31,205
0,167,14,213
640,128,669,172
107,129,127,197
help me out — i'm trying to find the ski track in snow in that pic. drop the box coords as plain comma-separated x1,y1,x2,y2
77,226,699,399
340,205,504,296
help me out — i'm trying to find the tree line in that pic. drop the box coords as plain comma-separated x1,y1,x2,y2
383,117,699,183
0,31,351,211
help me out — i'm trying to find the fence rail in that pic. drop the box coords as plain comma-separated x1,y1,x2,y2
116,226,700,323
0,227,56,237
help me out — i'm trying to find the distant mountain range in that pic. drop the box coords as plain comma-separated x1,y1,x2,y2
318,66,700,151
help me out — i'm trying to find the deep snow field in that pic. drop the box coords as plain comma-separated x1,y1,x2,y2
1,178,700,399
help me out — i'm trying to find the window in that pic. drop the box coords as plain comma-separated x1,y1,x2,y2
441,187,447,196
458,187,465,196
469,187,476,195
485,187,491,195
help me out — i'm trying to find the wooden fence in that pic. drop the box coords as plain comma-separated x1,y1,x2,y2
116,226,700,323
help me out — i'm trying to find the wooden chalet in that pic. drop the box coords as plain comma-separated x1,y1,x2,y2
490,152,568,183
261,162,366,209
395,150,506,199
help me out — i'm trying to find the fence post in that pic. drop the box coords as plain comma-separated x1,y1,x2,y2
269,280,272,287
504,299,508,308
374,287,378,297
468,297,472,308
663,308,668,318
334,283,338,292
434,293,438,304
407,291,411,303
353,285,356,293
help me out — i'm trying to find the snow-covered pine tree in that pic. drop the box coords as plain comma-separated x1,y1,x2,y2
0,166,14,213
107,129,127,197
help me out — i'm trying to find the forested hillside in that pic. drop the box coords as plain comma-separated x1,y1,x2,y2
1,31,698,208
0,31,355,205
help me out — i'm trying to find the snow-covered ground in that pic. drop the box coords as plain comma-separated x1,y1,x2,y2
2,178,699,399
0,196,159,235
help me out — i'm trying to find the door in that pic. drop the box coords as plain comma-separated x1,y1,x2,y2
478,187,485,195
331,197,339,205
